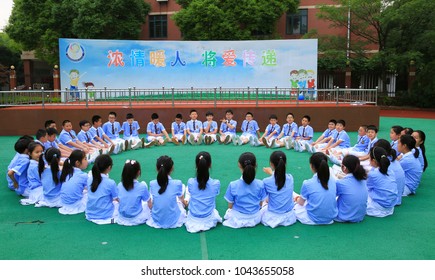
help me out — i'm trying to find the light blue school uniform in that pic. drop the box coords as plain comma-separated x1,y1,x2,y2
103,121,122,140
224,178,266,215
59,129,78,148
282,122,299,138
187,177,220,218
44,139,59,150
219,120,237,135
399,151,423,194
366,167,398,208
147,122,166,134
11,154,30,195
322,128,337,140
353,135,369,152
86,174,118,220
89,126,105,141
300,174,338,224
240,120,260,137
7,152,20,190
186,119,203,133
365,137,378,153
117,180,150,218
61,167,88,205
171,121,186,136
149,177,184,228
391,140,399,154
27,159,41,190
264,124,281,139
77,130,93,143
41,168,62,199
298,125,314,142
336,174,368,222
334,130,350,148
202,121,218,134
263,174,295,214
388,158,405,205
121,121,140,139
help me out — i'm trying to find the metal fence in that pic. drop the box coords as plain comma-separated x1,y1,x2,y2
0,87,378,108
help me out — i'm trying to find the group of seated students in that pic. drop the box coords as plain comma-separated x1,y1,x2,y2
5,109,428,231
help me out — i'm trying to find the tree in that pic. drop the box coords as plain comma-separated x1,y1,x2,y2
0,33,23,88
173,0,299,40
5,0,151,65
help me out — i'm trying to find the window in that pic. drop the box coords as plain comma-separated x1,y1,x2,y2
149,15,167,38
286,9,308,35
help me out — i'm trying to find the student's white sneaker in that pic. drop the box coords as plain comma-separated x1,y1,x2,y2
131,140,141,150
271,139,278,148
305,142,312,153
188,134,194,145
232,135,239,145
329,154,341,165
294,141,300,152
285,138,291,149
197,134,203,145
238,137,244,146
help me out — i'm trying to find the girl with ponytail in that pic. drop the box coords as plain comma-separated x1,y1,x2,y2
261,151,297,228
412,130,428,172
375,139,405,206
335,155,368,222
117,160,152,226
223,152,266,228
366,147,397,217
35,148,63,208
146,155,187,229
58,150,89,215
294,152,337,225
85,154,119,224
185,152,222,233
20,142,44,205
398,134,423,196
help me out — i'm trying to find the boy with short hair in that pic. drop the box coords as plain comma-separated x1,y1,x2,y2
217,109,237,145
147,113,170,146
309,119,337,152
202,111,218,145
102,111,126,151
45,128,71,158
7,138,33,196
45,120,73,156
171,113,186,145
35,129,48,147
320,119,350,153
186,109,203,145
121,113,144,149
59,120,90,153
257,114,280,148
90,115,116,153
273,112,298,149
294,115,314,152
239,112,260,146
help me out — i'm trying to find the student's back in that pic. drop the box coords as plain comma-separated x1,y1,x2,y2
336,174,367,222
117,180,150,219
367,168,397,209
86,175,118,220
389,160,405,204
187,177,220,218
225,178,265,214
41,168,62,199
61,168,88,205
149,178,183,227
400,151,423,194
263,174,294,214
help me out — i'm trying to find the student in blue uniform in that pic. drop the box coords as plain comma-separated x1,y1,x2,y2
272,112,298,149
8,139,33,197
390,125,403,155
294,115,314,152
294,152,337,225
412,130,428,172
117,160,151,226
398,135,423,196
6,136,33,192
102,111,126,152
59,150,89,215
238,112,260,146
20,142,44,205
121,113,144,149
35,148,63,208
146,113,170,146
90,115,118,154
261,151,296,228
257,114,280,148
218,109,237,145
58,120,90,152
366,147,398,217
146,155,187,229
203,111,219,145
186,109,204,145
335,155,368,223
374,139,405,206
309,119,337,152
185,152,222,233
317,119,350,154
171,113,187,145
86,155,119,224
223,152,266,228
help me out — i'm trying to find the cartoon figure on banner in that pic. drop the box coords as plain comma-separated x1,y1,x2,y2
297,69,307,100
63,69,86,101
289,70,299,97
83,82,95,101
307,70,317,100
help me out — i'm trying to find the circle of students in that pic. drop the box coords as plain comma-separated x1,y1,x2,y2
6,109,428,232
